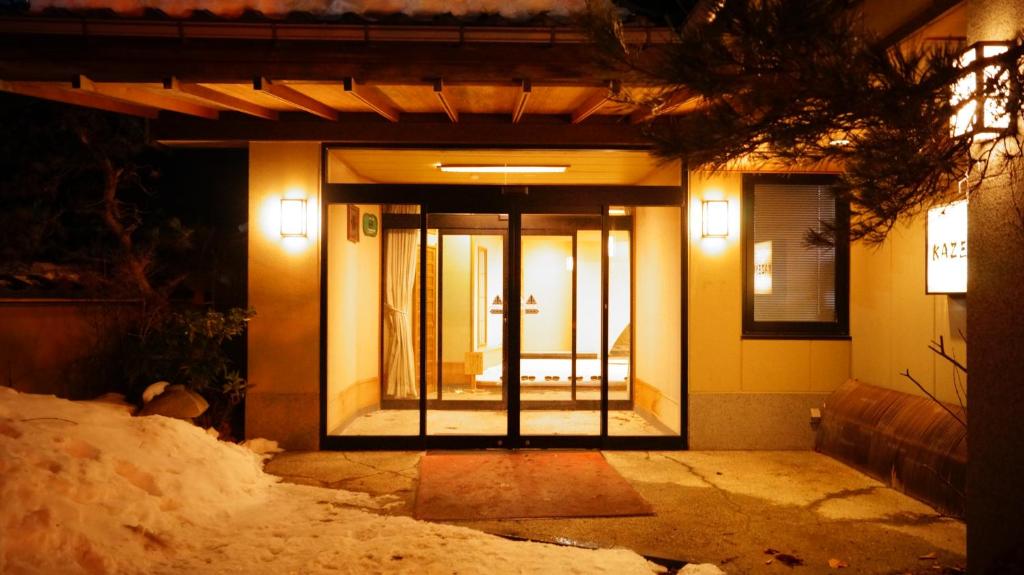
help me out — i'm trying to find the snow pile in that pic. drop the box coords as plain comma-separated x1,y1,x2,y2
30,0,586,19
0,388,661,574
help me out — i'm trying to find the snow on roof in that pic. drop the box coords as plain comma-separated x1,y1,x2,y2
0,388,665,574
29,0,587,20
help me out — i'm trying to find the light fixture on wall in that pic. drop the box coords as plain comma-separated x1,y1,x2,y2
489,295,503,314
702,200,729,238
950,41,1016,142
524,294,540,315
280,198,308,237
436,164,570,174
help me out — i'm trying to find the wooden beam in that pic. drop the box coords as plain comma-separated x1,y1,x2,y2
343,78,400,123
164,77,277,120
512,79,532,124
254,77,337,120
0,38,661,85
571,81,620,125
0,79,159,118
432,79,458,123
72,75,218,119
151,112,652,148
630,89,699,124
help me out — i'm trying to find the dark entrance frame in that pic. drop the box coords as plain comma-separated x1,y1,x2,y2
318,159,688,450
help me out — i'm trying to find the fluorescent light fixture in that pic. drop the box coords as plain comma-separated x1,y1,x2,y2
280,198,307,237
437,164,570,174
702,200,729,238
608,206,628,216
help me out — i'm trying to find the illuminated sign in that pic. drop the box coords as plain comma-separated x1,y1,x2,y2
926,200,968,294
754,240,773,295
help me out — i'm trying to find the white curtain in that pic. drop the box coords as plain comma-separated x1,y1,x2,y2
384,205,419,399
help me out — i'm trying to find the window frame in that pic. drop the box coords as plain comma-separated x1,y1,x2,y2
741,173,850,339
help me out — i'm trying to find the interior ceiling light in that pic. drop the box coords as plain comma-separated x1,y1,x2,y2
436,164,570,174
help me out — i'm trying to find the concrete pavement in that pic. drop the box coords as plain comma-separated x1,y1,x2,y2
265,450,965,573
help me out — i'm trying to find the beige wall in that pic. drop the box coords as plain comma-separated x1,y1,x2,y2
246,142,322,450
325,204,381,433
441,234,472,364
522,235,573,353
850,217,967,405
687,171,852,396
686,171,851,449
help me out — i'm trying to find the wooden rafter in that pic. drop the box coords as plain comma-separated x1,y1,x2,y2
254,77,337,120
512,79,532,124
343,78,400,123
571,81,620,125
73,75,218,119
0,79,159,118
630,89,699,124
432,79,458,123
164,78,278,120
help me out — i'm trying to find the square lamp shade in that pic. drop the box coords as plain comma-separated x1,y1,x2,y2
950,41,1015,141
280,198,308,237
702,200,729,238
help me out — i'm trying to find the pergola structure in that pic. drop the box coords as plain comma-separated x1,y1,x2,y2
0,13,707,146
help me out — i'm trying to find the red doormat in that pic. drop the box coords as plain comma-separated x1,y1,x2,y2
414,451,655,520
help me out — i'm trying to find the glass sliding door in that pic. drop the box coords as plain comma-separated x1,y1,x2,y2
519,214,602,436
609,205,683,437
426,214,509,436
321,183,686,450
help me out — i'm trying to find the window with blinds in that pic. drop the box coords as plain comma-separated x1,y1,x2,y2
742,175,849,337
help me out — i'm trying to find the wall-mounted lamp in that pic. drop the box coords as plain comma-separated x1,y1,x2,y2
950,41,1016,142
702,200,729,238
524,294,540,315
489,295,503,315
280,198,308,237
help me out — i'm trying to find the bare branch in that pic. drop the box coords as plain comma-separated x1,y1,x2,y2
899,369,967,429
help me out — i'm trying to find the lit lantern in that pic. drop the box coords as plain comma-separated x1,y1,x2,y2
950,41,1015,142
753,240,773,295
702,200,729,238
279,198,308,237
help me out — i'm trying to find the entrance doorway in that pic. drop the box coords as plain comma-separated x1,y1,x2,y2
321,185,685,449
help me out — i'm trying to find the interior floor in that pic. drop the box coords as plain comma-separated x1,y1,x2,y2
331,409,674,436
